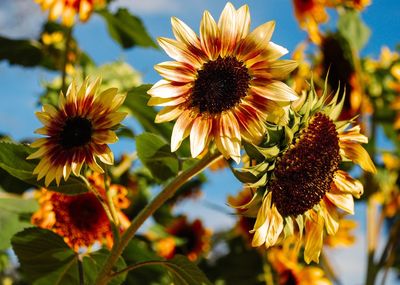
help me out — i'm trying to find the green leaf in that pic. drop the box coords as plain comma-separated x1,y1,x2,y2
122,238,167,285
163,255,212,285
0,142,87,194
0,36,43,67
337,10,370,51
97,8,157,49
11,228,126,285
123,85,173,140
136,133,179,181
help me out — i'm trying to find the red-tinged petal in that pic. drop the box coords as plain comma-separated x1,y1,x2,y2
171,17,202,50
200,10,220,60
237,21,275,62
158,37,202,68
218,2,238,57
148,80,192,99
155,61,196,83
155,106,185,123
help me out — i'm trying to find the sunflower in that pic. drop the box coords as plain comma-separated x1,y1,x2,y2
235,83,376,263
150,216,211,261
148,2,298,163
31,173,130,250
27,78,127,186
268,239,332,285
35,0,105,26
292,0,329,44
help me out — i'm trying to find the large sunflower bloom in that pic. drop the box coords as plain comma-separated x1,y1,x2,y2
27,78,127,186
148,2,298,163
35,0,105,26
239,85,376,263
31,173,130,250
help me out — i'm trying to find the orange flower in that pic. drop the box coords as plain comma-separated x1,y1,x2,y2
149,2,298,163
35,0,105,26
31,173,130,251
153,217,211,261
292,0,328,44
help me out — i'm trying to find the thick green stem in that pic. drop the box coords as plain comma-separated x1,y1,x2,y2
104,168,120,227
94,151,222,285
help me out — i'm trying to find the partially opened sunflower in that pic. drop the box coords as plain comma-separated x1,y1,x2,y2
234,82,376,263
148,2,298,163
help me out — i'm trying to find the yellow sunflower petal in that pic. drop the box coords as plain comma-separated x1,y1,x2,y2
325,191,354,214
190,117,212,158
158,37,202,68
333,170,364,198
155,106,184,123
218,2,238,57
238,21,275,62
304,212,324,264
214,112,241,163
200,10,220,60
154,61,196,83
340,141,377,173
171,17,201,50
148,80,192,99
171,111,194,152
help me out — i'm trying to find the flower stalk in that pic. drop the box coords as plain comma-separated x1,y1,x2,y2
94,151,223,285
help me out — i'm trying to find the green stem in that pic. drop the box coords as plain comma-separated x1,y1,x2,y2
111,260,166,278
61,27,73,93
79,175,115,225
104,168,120,227
77,257,84,285
94,151,222,285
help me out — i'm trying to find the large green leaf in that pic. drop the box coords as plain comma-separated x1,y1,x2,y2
163,255,212,285
97,8,157,49
0,196,38,250
0,142,87,194
136,133,179,181
337,10,370,51
11,228,126,285
122,238,168,285
123,85,173,140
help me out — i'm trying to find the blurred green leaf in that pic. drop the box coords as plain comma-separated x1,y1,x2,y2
0,36,43,67
97,8,157,49
163,255,212,285
0,196,38,250
122,238,168,285
136,133,179,181
338,10,370,51
123,85,173,140
11,228,126,285
0,142,87,194
200,236,264,285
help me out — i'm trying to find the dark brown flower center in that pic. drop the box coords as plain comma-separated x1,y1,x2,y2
190,56,250,115
271,112,341,217
67,194,104,231
60,117,92,149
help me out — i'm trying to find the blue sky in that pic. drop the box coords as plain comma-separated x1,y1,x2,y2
0,0,399,283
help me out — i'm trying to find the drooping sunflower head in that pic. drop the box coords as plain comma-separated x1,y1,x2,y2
148,2,298,163
31,174,130,250
234,82,376,263
28,78,127,186
35,0,105,26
